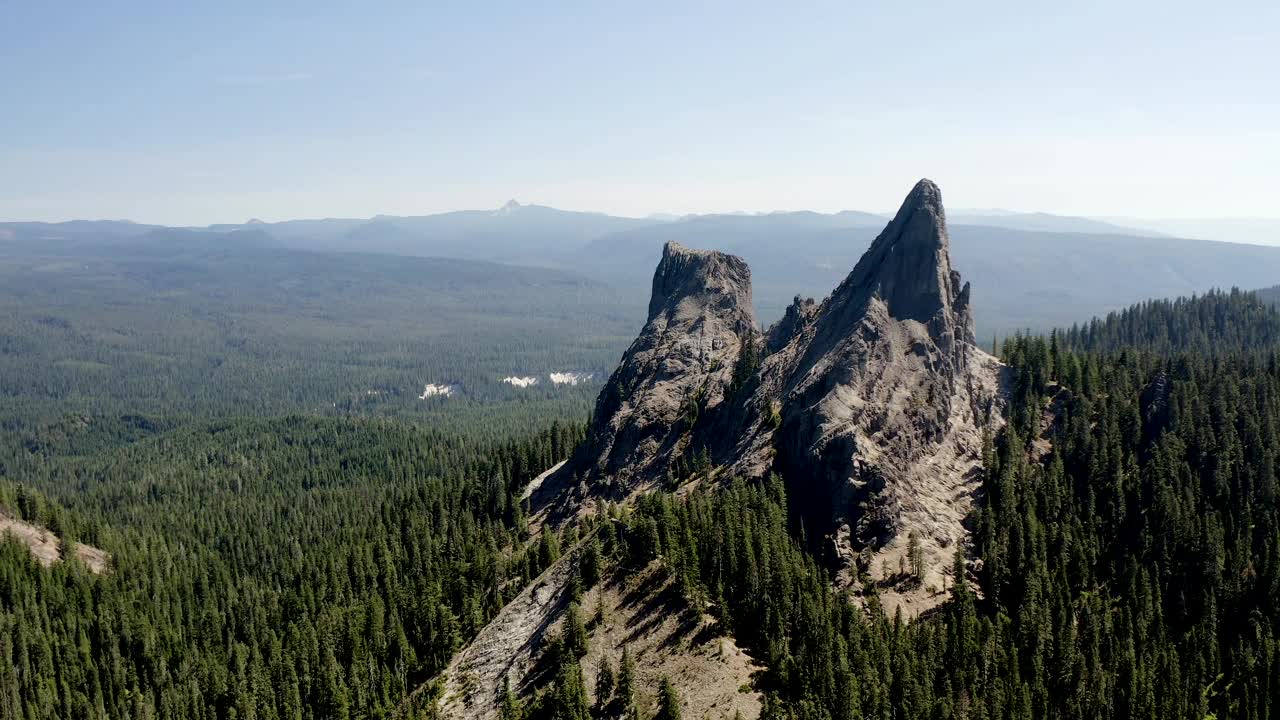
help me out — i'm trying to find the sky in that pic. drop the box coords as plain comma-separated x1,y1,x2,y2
2,1,1277,225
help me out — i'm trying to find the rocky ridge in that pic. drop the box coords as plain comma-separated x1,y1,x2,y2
546,179,1007,611
443,180,1008,719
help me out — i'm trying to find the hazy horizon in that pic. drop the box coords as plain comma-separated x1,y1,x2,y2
4,199,1278,236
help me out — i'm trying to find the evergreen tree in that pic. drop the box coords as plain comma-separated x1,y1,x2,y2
616,646,636,709
655,676,682,720
595,656,615,711
500,677,523,720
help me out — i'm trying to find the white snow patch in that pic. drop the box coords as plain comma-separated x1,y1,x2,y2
419,383,459,399
550,371,595,386
502,376,539,388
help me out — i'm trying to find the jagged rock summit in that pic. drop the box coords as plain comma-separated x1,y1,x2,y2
844,178,971,328
568,241,755,486
540,180,1006,613
732,180,1001,612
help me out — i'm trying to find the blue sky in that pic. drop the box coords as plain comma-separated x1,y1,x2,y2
2,1,1277,224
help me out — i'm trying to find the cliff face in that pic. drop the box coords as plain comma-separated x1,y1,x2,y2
733,181,1001,612
555,180,1006,612
570,241,756,486
736,180,977,501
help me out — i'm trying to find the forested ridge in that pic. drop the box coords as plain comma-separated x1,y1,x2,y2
4,289,1280,719
1058,288,1280,355
0,238,637,719
511,291,1280,719
1258,285,1280,309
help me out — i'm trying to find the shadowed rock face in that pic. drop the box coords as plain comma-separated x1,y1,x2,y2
767,295,817,353
821,179,974,361
570,241,755,484
558,181,1004,604
839,179,971,331
735,180,992,571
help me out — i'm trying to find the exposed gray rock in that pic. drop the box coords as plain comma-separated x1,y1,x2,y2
766,295,818,353
734,180,979,496
728,181,1002,613
543,180,1006,612
570,241,755,487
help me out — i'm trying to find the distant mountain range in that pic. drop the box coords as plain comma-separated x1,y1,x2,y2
946,211,1168,237
1097,217,1280,247
3,201,1278,335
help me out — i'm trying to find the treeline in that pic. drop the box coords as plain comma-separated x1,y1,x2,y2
1057,288,1280,355
0,416,582,720
1258,285,1280,308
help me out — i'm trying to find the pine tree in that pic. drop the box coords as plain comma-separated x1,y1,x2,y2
500,676,522,720
908,531,925,584
655,676,682,720
550,659,590,720
616,646,636,709
563,603,588,660
580,534,602,589
595,656,615,710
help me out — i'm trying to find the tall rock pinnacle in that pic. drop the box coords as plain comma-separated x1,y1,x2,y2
733,179,998,613
569,241,755,486
847,179,958,321
819,179,975,364
647,241,754,330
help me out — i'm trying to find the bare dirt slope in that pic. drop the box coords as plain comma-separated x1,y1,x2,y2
0,510,109,574
579,565,762,720
429,540,761,719
434,541,585,719
864,347,1009,617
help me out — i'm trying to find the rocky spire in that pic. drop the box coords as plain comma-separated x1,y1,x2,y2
847,179,954,321
538,181,1003,616
647,241,754,330
734,179,997,612
817,179,975,363
569,241,755,485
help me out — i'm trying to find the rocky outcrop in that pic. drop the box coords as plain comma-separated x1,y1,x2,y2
732,180,983,520
0,508,110,574
731,180,1001,613
546,180,1006,611
766,295,817,353
429,542,585,719
569,241,755,487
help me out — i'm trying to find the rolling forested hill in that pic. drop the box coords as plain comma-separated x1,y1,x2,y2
8,204,1280,337
0,240,643,436
582,220,1280,334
